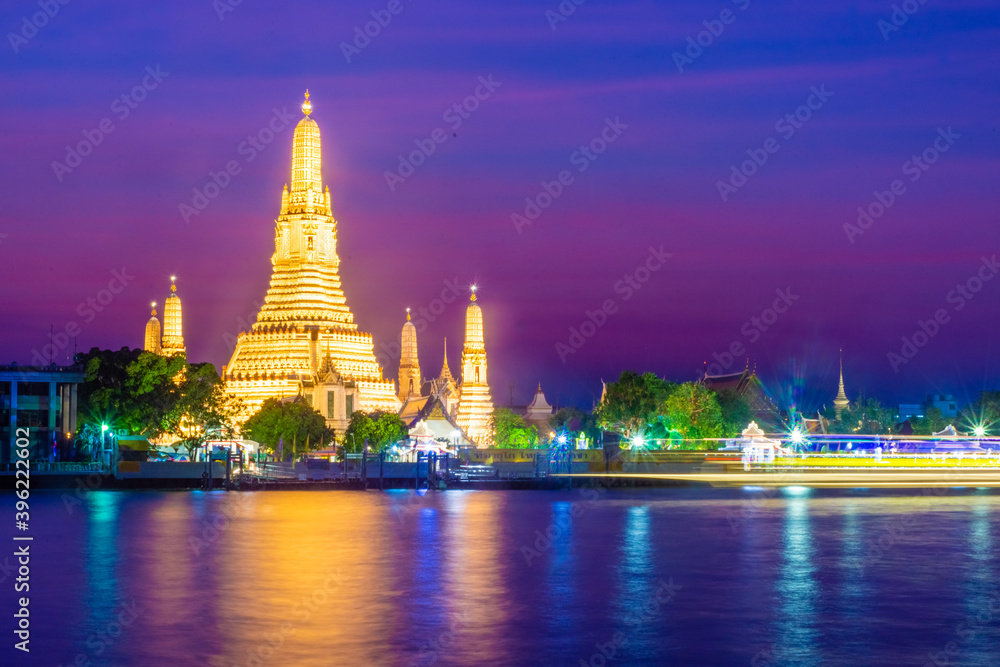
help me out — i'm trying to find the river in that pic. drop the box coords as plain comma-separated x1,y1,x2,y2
4,487,1000,666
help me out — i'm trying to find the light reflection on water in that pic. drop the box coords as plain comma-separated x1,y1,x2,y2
9,489,1000,666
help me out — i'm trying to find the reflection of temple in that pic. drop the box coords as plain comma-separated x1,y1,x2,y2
702,363,781,431
143,276,186,358
223,92,399,432
395,288,494,447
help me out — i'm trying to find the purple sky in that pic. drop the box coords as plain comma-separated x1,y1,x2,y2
2,0,998,413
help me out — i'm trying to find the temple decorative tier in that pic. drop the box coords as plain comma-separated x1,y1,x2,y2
224,91,399,431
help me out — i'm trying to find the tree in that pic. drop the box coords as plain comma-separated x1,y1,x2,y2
549,407,601,447
243,397,334,458
716,389,752,437
490,408,538,448
162,362,244,457
595,371,674,441
841,395,895,435
343,411,408,452
909,406,946,436
662,382,724,444
960,390,1000,434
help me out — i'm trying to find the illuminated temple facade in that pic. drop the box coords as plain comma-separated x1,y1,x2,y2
223,92,399,431
395,289,495,447
455,288,494,446
144,277,185,358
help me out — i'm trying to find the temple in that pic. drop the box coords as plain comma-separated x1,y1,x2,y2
144,302,161,355
398,308,421,401
833,350,850,420
142,277,185,358
702,362,780,431
455,286,494,446
161,276,186,357
223,91,399,432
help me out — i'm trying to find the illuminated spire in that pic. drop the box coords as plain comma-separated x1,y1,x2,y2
834,349,849,420
289,89,324,201
224,92,401,425
440,338,454,383
399,309,421,400
144,301,161,355
161,276,186,358
456,288,493,446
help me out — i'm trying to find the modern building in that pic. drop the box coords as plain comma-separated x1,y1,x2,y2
223,92,399,431
0,364,85,463
929,394,959,418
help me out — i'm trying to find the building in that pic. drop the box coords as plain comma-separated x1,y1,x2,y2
701,364,781,431
833,351,850,420
143,276,186,357
929,394,959,418
161,276,186,357
144,302,161,354
1,364,85,463
508,384,555,439
395,291,495,448
223,92,399,433
454,287,494,446
398,309,421,401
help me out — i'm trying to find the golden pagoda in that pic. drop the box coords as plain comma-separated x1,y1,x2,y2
398,308,421,400
833,350,850,420
144,302,162,354
224,91,399,431
161,277,186,357
455,286,494,447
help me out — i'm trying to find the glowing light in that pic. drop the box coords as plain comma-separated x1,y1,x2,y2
783,486,811,497
790,428,804,445
557,434,567,445
632,435,645,449
974,425,987,438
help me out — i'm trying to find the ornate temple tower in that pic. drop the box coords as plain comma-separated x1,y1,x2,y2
161,277,186,357
224,91,399,428
834,350,850,420
144,302,161,354
398,308,421,400
455,287,494,446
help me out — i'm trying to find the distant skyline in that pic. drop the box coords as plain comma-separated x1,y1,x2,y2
2,0,998,412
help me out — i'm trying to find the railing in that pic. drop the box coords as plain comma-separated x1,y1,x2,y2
0,462,109,473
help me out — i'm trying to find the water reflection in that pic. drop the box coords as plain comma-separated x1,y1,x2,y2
443,491,510,665
775,493,819,666
25,489,1000,666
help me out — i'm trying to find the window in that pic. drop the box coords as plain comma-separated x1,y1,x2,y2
327,391,336,418
475,366,480,383
346,394,354,417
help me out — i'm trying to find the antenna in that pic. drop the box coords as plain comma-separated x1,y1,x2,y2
49,325,54,365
